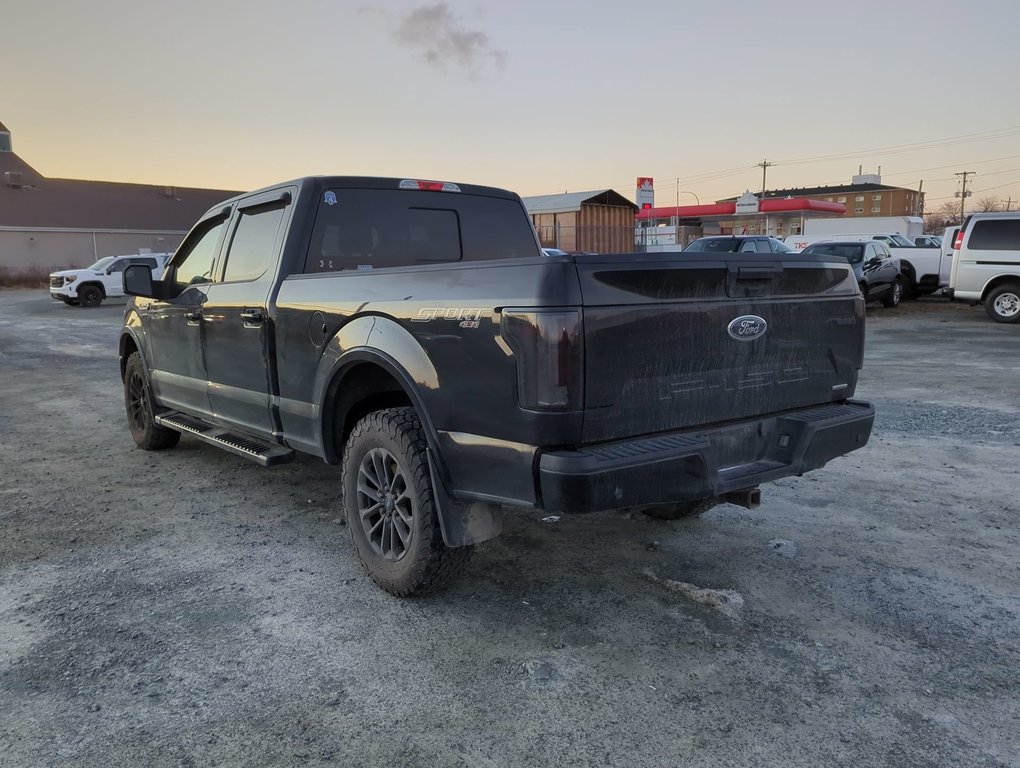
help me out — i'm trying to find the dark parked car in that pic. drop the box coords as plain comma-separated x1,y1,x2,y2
801,241,903,307
683,236,794,254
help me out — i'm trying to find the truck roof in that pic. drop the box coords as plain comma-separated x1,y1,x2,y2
212,176,521,212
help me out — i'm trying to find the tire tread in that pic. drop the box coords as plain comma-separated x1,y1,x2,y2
342,407,471,596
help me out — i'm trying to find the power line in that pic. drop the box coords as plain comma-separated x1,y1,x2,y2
774,125,1020,166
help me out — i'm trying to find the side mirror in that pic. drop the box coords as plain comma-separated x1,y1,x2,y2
123,264,154,296
123,263,172,299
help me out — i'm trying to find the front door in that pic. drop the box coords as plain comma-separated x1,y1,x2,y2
145,216,229,419
202,193,291,439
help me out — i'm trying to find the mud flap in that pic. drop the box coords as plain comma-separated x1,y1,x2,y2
427,449,502,547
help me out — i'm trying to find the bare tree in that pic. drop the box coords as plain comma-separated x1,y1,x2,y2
975,196,1001,212
925,200,964,230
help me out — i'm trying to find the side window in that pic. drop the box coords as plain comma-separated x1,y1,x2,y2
140,258,158,269
739,240,759,253
107,259,128,274
172,219,227,290
968,219,1020,250
222,204,287,282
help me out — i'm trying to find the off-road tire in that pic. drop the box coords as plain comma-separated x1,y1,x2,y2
342,407,471,596
642,498,718,520
985,283,1020,324
124,352,180,450
78,285,103,308
881,279,903,308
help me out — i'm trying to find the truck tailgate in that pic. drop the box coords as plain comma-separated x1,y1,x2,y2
575,253,864,443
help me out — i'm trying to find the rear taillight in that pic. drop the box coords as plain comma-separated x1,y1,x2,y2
398,179,461,192
953,230,964,250
500,309,583,410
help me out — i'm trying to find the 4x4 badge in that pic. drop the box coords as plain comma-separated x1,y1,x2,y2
727,315,767,341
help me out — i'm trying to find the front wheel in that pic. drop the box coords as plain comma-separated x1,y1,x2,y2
985,283,1020,323
881,279,903,308
78,285,103,307
124,352,180,450
342,407,471,596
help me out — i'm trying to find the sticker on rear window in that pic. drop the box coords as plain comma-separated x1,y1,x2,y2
323,191,337,206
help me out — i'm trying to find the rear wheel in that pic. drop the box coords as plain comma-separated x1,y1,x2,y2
124,352,180,450
985,283,1020,323
642,498,717,520
342,407,471,596
881,279,903,308
78,285,103,308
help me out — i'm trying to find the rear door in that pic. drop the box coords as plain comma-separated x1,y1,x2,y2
574,253,864,443
201,189,292,439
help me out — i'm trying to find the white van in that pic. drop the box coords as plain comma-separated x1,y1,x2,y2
948,212,1020,323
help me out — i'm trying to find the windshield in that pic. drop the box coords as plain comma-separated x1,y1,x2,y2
887,234,913,247
683,238,742,253
802,243,864,263
87,256,115,271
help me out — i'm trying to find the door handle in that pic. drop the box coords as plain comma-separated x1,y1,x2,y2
185,309,203,322
239,308,264,325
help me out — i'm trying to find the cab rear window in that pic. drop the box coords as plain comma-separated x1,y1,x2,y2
304,189,539,273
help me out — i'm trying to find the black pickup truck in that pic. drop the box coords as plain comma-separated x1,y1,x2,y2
119,176,874,595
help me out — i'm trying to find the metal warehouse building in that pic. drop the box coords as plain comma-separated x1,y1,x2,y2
522,189,637,253
0,119,240,279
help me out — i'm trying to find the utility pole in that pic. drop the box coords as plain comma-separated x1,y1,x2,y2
955,170,975,222
1005,197,1013,212
916,180,924,217
756,159,774,199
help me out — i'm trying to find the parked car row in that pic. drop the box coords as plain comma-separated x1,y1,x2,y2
684,213,1020,323
682,235,902,308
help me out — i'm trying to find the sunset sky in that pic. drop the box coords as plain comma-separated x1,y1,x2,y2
4,0,1020,209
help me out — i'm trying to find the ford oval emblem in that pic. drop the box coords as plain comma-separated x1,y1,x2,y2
727,314,767,341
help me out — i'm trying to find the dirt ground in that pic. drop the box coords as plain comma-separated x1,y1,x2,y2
0,290,1017,768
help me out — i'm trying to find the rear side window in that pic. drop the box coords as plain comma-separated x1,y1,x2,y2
222,204,287,282
304,189,538,273
968,219,1020,250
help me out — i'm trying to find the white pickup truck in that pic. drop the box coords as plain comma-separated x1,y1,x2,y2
785,233,941,297
49,253,171,307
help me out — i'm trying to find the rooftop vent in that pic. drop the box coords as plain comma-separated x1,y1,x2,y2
5,171,23,189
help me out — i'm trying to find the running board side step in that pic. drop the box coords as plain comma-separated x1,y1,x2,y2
154,412,295,467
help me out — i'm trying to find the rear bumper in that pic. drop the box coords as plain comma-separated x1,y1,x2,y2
538,400,875,513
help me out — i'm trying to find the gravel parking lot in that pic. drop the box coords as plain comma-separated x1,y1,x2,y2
1,290,1017,768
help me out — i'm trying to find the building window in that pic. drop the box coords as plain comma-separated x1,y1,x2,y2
855,207,865,214
825,197,833,202
872,194,882,201
855,195,865,202
837,196,846,203
872,206,882,213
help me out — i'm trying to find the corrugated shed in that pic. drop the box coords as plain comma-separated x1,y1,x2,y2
523,189,637,215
